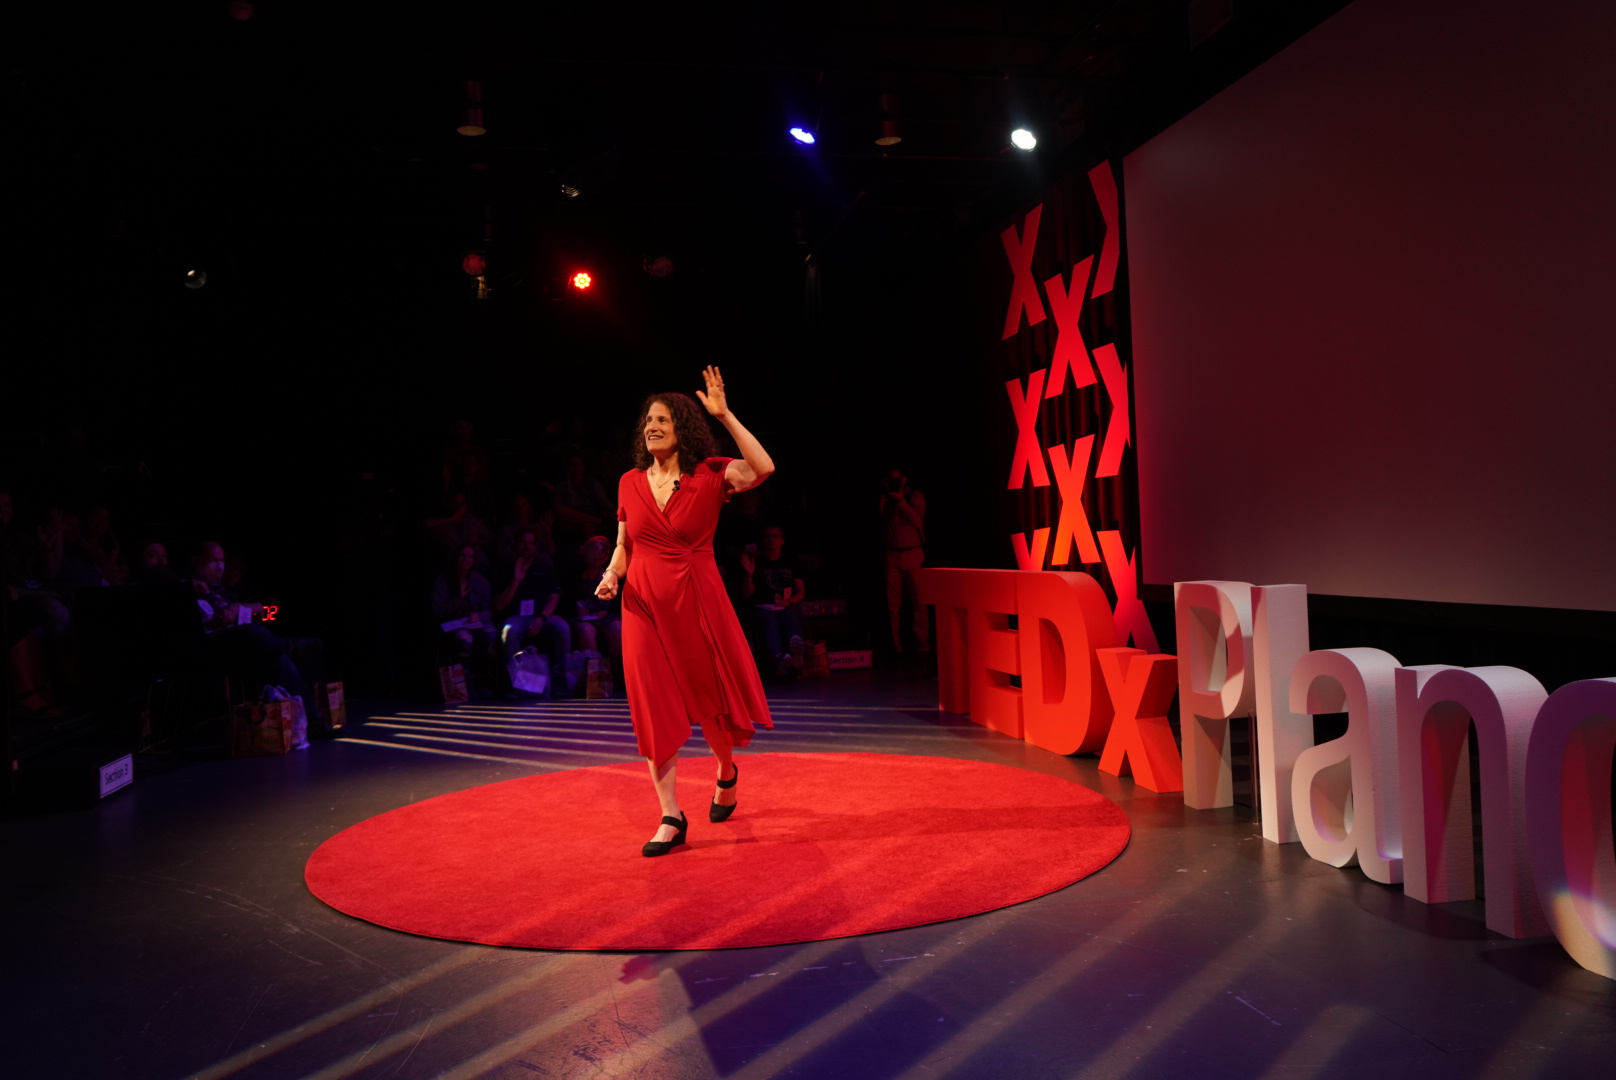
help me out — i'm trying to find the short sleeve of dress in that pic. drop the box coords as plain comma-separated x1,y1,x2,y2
616,470,632,521
705,457,738,500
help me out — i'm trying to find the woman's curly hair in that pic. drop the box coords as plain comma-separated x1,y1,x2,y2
630,392,719,472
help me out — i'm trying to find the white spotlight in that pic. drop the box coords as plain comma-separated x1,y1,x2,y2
1010,128,1037,151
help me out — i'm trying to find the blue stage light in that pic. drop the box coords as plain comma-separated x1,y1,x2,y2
789,127,816,145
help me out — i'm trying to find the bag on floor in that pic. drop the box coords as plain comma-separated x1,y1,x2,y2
802,640,830,679
508,649,549,695
229,699,296,757
439,663,469,703
313,681,346,735
264,685,310,749
586,656,613,699
564,649,591,695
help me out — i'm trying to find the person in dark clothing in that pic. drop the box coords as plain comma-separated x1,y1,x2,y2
495,492,557,569
492,529,571,698
553,452,614,546
191,540,314,699
129,539,184,587
565,535,622,662
740,524,806,675
880,467,928,655
431,542,495,666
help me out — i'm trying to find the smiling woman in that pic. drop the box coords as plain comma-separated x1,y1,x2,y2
596,366,777,857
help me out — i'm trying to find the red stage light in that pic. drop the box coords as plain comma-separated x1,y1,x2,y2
571,271,593,290
461,253,486,276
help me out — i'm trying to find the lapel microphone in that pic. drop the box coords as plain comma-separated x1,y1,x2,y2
673,479,681,491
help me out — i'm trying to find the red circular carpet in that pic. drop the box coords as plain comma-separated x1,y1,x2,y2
305,752,1130,951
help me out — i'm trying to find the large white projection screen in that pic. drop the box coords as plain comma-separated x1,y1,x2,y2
1125,0,1616,611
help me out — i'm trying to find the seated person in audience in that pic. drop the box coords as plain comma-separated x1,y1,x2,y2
565,535,621,663
431,543,495,675
741,524,807,675
553,453,614,546
714,485,764,602
3,491,66,716
441,417,493,514
79,506,127,586
426,491,492,571
49,510,108,591
495,492,557,569
191,540,313,699
493,529,571,698
129,538,184,586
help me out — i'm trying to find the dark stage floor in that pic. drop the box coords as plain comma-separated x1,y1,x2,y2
6,670,1615,1079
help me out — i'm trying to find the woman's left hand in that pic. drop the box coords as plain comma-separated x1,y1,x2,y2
695,365,729,419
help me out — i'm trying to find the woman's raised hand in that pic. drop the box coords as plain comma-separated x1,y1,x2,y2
596,568,620,600
695,365,728,418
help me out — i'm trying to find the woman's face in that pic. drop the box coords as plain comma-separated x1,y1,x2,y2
763,527,785,560
456,546,476,574
643,402,678,456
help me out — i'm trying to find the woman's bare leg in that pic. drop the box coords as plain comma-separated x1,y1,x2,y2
647,755,681,842
698,717,737,807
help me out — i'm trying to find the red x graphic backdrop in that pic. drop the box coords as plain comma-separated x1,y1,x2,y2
986,162,1155,650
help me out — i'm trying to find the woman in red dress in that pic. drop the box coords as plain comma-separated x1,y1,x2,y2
595,366,775,856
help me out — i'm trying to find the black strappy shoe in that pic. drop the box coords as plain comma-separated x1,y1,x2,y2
709,762,739,823
641,813,688,857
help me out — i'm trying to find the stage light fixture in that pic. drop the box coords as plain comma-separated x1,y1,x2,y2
789,127,816,145
461,253,486,276
1011,128,1037,151
571,271,593,290
643,255,674,278
458,80,486,136
185,270,207,289
559,184,580,198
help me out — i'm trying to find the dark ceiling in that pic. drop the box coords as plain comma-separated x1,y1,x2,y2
8,0,1351,293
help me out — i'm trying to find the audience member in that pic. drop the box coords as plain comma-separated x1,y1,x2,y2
492,528,570,698
442,417,492,512
2,491,67,717
0,491,29,593
495,493,556,569
426,490,493,571
191,540,314,699
880,466,929,655
129,539,183,587
79,506,127,586
553,453,613,545
741,524,807,675
48,510,108,591
715,485,765,600
565,535,621,662
430,542,496,675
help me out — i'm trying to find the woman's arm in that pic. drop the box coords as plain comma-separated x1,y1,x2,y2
597,520,629,599
695,366,775,493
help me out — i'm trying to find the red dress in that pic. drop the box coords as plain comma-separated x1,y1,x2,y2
617,457,772,766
